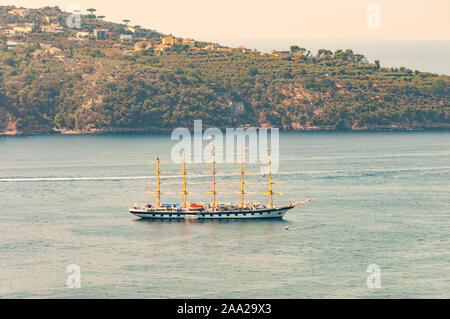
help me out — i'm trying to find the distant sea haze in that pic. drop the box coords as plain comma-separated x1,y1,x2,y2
202,38,450,75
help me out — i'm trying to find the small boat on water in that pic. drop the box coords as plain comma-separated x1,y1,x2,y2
129,147,310,220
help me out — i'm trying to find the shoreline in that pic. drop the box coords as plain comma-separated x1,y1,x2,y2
1,126,449,137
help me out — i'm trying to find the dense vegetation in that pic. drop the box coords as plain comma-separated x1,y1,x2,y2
0,5,448,134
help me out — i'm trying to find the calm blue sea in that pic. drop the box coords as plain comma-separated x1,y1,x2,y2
0,131,449,298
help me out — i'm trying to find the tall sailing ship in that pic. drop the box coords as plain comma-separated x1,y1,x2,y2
129,147,310,219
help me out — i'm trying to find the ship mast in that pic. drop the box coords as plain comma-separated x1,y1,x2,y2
182,149,188,207
267,146,274,208
205,144,226,208
233,146,255,208
211,145,217,208
239,149,245,208
147,156,173,206
156,156,161,207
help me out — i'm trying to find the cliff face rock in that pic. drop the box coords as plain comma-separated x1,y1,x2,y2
0,107,18,135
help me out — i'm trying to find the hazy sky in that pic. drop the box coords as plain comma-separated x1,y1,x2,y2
3,0,450,40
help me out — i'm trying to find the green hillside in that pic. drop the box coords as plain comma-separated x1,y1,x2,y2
0,5,448,134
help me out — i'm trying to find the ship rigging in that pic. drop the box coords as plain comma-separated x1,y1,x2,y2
129,147,310,219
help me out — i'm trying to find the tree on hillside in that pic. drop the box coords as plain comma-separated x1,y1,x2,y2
317,49,332,58
248,66,258,76
431,79,447,94
122,19,130,26
97,15,105,21
374,60,380,70
86,8,96,18
290,45,300,53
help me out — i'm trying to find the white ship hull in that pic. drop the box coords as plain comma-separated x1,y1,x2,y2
129,206,294,220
